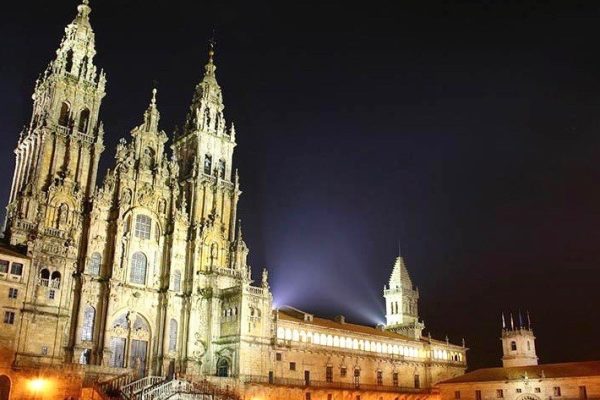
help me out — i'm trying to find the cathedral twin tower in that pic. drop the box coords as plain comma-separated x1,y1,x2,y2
4,0,267,375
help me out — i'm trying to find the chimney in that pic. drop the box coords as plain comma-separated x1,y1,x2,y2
334,315,345,324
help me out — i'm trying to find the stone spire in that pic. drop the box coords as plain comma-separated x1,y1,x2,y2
184,42,227,135
48,0,100,83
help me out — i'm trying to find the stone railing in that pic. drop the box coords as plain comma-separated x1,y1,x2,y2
244,286,264,296
243,374,432,394
78,131,95,144
56,125,70,136
44,227,66,239
16,220,36,232
94,372,136,400
213,266,244,279
121,375,164,399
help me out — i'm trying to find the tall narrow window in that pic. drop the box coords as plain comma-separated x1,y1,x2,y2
89,252,101,276
3,311,15,325
172,270,181,292
414,374,420,389
354,369,360,387
392,372,399,387
135,215,152,239
510,341,517,351
376,371,383,385
65,50,74,73
326,366,333,383
0,260,8,273
476,391,482,400
50,271,61,289
204,154,212,174
168,319,177,352
40,269,50,287
81,305,95,341
10,263,23,276
78,108,90,133
59,102,70,127
553,387,562,397
130,252,147,284
218,159,226,179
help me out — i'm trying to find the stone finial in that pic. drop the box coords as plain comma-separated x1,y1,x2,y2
262,267,269,288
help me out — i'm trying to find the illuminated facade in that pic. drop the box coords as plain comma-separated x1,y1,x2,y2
0,1,466,398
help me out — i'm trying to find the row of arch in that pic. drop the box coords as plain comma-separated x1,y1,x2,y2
276,327,421,358
203,154,226,178
432,348,463,362
58,102,90,133
39,268,61,288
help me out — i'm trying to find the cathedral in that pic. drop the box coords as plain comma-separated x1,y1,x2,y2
0,1,467,399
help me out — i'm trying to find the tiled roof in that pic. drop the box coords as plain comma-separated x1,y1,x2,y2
277,307,460,347
438,361,600,384
278,308,412,341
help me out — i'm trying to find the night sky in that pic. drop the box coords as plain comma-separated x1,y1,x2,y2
1,0,600,370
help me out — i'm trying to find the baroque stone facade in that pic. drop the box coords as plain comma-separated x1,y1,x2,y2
0,1,467,398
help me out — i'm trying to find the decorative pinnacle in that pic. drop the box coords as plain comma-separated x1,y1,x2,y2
208,29,216,62
151,88,157,107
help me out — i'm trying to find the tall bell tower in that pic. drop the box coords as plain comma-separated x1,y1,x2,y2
5,0,106,245
384,256,424,339
172,42,244,275
501,312,538,367
5,0,106,365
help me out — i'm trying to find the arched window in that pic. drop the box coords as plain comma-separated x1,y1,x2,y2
59,102,70,127
216,358,229,377
80,56,88,78
135,215,152,239
65,50,74,73
89,252,101,276
168,319,177,352
204,154,212,174
511,341,517,351
51,271,61,288
81,305,95,341
218,159,226,179
78,108,90,133
40,269,50,286
130,252,147,284
172,270,181,292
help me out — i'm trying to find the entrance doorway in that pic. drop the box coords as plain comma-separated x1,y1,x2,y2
216,358,230,377
0,375,10,400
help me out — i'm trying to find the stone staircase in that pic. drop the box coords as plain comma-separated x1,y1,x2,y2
94,374,241,400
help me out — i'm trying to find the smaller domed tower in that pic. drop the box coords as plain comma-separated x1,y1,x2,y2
501,312,538,368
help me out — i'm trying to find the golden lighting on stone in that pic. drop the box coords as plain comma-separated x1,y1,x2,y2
28,378,48,393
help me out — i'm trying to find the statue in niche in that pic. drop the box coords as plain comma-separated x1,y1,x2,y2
57,203,69,228
122,189,132,206
209,243,218,268
141,147,154,169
